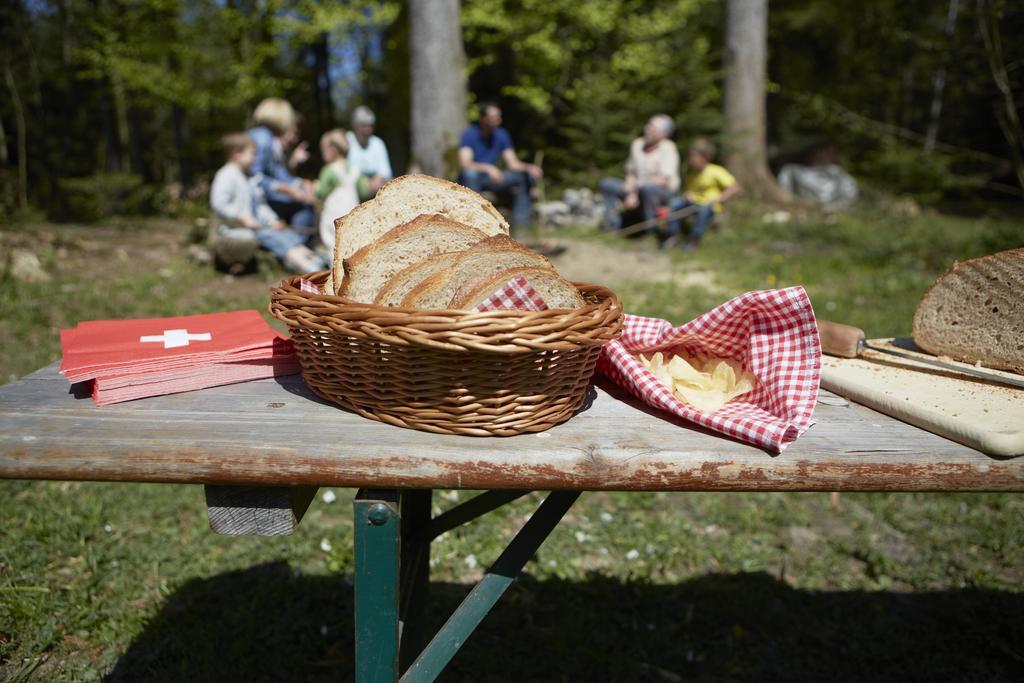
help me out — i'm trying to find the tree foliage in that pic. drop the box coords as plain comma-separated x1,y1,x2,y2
769,0,1024,198
462,0,720,185
0,0,1021,220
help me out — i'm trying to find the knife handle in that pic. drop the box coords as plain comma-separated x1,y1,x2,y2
818,320,866,358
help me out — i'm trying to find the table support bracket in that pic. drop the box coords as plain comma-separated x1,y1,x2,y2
399,490,580,682
425,490,532,541
353,489,579,683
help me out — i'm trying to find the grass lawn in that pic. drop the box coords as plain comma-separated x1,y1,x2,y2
1,206,1023,681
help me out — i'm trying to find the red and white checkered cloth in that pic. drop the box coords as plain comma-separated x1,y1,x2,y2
597,286,820,452
298,278,323,295
473,275,549,312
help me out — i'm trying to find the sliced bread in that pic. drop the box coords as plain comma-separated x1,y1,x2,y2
373,251,465,307
399,236,554,310
450,266,586,310
339,215,487,303
912,248,1024,373
332,174,508,292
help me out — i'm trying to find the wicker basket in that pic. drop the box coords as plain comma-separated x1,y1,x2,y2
269,271,623,436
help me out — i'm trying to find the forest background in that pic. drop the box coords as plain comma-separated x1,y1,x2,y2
1,0,1023,222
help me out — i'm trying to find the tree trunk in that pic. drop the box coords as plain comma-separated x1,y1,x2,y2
924,0,960,152
3,60,28,209
110,72,131,173
409,0,467,178
312,32,332,134
722,0,790,202
172,103,192,191
978,0,1024,190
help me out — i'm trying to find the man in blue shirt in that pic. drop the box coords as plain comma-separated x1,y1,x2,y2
457,102,543,231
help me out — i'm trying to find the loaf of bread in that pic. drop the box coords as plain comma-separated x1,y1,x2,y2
912,248,1024,373
450,266,586,310
339,214,487,303
399,236,554,309
332,174,508,293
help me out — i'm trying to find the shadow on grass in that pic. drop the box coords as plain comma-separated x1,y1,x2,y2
107,561,1023,682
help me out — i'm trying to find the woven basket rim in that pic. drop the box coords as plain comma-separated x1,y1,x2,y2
269,270,624,354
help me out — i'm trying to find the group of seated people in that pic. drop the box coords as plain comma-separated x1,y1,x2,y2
599,114,740,251
210,97,393,273
211,96,737,274
455,106,740,251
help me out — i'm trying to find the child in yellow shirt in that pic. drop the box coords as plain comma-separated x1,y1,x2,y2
663,138,741,251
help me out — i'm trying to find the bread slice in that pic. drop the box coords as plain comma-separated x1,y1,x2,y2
339,215,487,303
399,236,554,310
912,248,1024,373
373,252,464,307
332,174,508,292
450,266,586,310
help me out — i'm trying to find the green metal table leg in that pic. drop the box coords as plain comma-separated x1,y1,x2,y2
354,489,401,683
400,490,581,682
399,490,432,672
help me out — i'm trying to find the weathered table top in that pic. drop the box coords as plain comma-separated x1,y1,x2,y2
1,363,1020,491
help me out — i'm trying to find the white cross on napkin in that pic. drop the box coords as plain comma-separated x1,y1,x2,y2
139,329,213,349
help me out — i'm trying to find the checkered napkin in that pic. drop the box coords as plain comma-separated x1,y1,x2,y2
596,286,821,452
298,278,323,295
473,275,549,312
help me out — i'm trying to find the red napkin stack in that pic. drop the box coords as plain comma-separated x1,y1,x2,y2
59,310,300,405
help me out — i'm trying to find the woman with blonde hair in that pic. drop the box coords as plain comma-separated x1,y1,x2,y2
247,97,316,229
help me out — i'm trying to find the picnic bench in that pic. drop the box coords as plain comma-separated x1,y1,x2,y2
2,362,1022,681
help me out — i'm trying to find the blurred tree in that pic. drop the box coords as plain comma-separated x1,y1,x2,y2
978,0,1024,190
769,0,1024,199
923,0,960,153
0,0,33,210
1,0,1021,219
409,0,467,178
723,0,789,202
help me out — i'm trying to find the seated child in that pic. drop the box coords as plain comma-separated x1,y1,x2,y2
210,132,327,273
662,138,741,251
316,129,367,252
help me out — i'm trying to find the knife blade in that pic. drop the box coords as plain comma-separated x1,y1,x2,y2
818,320,1024,390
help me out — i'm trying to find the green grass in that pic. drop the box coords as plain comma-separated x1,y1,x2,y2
1,485,1021,680
608,204,1024,335
1,211,1023,680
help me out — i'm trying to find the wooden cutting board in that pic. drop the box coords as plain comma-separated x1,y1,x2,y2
820,338,1024,457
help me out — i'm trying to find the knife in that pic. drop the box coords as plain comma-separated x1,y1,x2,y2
818,320,1024,390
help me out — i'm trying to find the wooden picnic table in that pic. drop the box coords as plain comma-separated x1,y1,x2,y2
2,362,1022,681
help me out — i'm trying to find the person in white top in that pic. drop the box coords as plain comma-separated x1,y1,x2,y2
598,114,681,232
346,106,393,199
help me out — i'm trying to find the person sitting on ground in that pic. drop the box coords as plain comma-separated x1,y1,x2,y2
598,114,681,233
457,101,543,236
346,106,393,200
316,129,367,252
247,97,317,230
661,138,741,251
211,132,327,274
